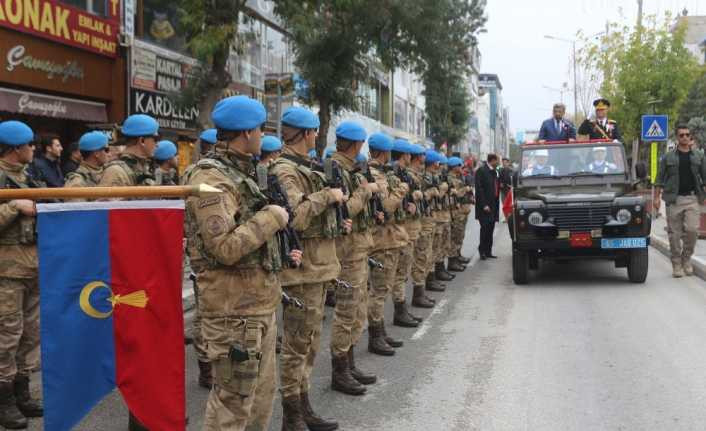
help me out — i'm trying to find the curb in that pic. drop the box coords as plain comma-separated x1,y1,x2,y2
650,234,706,280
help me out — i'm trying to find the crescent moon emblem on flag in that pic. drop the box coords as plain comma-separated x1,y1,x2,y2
79,281,113,319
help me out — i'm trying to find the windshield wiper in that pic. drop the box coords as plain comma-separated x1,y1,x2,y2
524,173,562,179
566,171,623,177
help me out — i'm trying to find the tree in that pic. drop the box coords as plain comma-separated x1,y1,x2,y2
687,117,706,150
175,0,250,127
679,70,706,124
578,14,700,151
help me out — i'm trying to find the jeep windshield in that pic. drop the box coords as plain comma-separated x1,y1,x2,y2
520,143,627,178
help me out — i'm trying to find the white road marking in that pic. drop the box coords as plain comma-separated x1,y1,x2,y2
411,298,448,340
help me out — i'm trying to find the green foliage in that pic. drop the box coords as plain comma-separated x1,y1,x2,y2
679,69,706,124
578,15,700,147
687,116,706,150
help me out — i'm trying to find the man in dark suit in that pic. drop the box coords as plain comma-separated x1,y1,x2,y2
475,153,500,260
538,103,576,142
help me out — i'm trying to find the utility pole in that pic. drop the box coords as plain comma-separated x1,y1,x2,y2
637,0,643,28
572,40,578,123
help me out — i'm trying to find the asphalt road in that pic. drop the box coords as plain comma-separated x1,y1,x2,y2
25,218,706,431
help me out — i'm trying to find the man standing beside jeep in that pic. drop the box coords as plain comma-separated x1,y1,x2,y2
655,124,706,278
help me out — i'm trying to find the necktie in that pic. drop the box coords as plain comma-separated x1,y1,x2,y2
556,120,560,134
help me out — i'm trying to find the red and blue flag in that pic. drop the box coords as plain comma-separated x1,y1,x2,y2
37,200,186,431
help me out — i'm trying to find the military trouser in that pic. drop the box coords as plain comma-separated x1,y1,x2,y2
191,277,208,362
450,215,469,257
442,221,452,259
0,277,39,383
368,248,401,324
431,223,445,270
666,195,700,262
280,283,326,398
412,221,435,285
202,311,277,431
393,242,414,302
330,257,369,356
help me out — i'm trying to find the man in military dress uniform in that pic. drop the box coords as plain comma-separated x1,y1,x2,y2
183,96,300,431
578,98,622,142
98,114,160,189
64,131,109,190
272,106,344,431
328,122,378,395
0,121,43,430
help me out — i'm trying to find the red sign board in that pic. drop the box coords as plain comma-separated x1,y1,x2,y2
0,0,120,57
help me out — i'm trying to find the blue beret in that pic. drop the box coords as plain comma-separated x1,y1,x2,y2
438,154,449,165
409,144,426,156
200,129,217,145
392,139,410,153
0,121,34,147
355,153,368,163
261,135,282,153
308,149,318,159
336,121,367,142
425,149,440,164
368,132,393,152
447,156,463,167
122,114,159,137
153,140,177,161
282,106,320,129
211,96,266,131
324,147,336,159
79,131,109,152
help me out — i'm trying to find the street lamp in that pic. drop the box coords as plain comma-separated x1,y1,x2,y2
542,83,571,104
544,35,578,122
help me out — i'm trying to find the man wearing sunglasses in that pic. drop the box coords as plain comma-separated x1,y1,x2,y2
655,124,706,278
99,114,160,189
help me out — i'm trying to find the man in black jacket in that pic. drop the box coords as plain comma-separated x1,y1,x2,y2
475,154,500,260
28,135,64,187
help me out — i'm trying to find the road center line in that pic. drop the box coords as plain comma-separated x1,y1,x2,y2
411,298,448,340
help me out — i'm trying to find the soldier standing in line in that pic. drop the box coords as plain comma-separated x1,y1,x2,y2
425,150,452,291
259,136,283,166
0,121,43,430
198,129,218,158
272,106,345,431
436,155,465,275
153,140,179,185
64,131,110,190
183,96,300,431
446,157,473,269
389,139,425,327
329,122,379,394
409,145,439,308
366,133,411,356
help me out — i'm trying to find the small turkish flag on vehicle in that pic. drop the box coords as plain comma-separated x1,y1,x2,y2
502,188,513,218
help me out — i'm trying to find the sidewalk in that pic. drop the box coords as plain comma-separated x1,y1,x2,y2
650,209,706,280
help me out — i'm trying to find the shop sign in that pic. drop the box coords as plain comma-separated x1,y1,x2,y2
0,0,120,57
6,44,84,82
0,87,107,122
131,89,199,131
131,42,197,94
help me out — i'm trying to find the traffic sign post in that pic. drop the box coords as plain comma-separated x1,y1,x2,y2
641,114,668,220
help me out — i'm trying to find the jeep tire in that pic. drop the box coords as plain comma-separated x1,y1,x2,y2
627,248,648,283
513,248,529,285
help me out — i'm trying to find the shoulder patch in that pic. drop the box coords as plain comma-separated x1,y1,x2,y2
205,215,227,236
198,196,222,209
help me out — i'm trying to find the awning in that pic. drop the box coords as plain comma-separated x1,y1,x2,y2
0,88,107,123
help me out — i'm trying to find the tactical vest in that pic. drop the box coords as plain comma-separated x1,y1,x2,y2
341,168,372,233
276,158,338,239
0,169,36,245
65,165,102,187
104,155,156,186
183,155,282,272
385,169,407,223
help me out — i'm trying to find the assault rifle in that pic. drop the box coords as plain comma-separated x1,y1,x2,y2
282,291,305,309
256,164,302,268
355,160,386,224
317,158,350,234
368,257,384,270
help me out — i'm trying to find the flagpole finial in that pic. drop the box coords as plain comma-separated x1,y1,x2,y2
194,184,223,197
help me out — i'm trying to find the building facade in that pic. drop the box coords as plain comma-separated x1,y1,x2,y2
477,73,510,159
675,15,706,65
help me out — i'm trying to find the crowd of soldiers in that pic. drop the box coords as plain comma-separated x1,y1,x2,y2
0,94,475,431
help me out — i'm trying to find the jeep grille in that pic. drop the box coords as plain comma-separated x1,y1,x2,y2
546,204,611,231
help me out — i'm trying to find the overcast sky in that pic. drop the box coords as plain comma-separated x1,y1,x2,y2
477,0,704,135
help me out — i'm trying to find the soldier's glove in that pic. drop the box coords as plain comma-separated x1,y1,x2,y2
265,205,289,229
399,182,410,194
412,190,423,201
439,182,449,194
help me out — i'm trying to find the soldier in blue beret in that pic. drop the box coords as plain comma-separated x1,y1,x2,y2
198,128,217,157
65,131,110,191
183,95,301,431
0,120,44,428
260,135,283,165
99,114,160,189
446,156,473,270
153,140,178,185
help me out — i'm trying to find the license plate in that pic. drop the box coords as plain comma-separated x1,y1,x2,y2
601,238,647,249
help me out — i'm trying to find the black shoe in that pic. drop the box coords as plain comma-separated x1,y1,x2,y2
12,376,41,418
479,254,487,261
487,255,498,259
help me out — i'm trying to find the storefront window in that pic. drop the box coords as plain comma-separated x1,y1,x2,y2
357,81,379,121
139,0,188,54
264,26,293,76
394,96,407,131
61,0,106,16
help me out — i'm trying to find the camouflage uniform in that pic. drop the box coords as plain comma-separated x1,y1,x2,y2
98,153,156,188
330,153,373,357
410,166,438,299
271,147,341,399
433,175,452,266
183,149,286,431
448,172,472,258
64,162,104,188
155,167,178,186
0,160,39,384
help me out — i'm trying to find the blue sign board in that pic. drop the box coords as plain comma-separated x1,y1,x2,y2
641,115,669,141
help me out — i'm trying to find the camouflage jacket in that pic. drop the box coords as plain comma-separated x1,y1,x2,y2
369,159,408,252
0,159,37,278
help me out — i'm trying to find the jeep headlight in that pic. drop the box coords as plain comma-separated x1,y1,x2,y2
616,209,632,223
528,211,544,226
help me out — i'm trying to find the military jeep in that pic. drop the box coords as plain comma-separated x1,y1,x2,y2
510,140,651,284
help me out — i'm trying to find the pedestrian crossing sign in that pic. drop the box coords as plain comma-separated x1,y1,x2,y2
641,115,668,141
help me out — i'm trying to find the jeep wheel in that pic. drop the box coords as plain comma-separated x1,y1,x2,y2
627,248,648,283
513,248,529,285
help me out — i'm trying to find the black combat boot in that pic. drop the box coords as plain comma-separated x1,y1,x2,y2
457,254,471,264
197,360,213,389
447,257,467,272
367,322,395,356
393,301,419,327
282,395,309,431
435,261,455,281
0,382,26,430
347,347,376,385
425,273,446,292
331,354,366,396
412,285,435,308
12,376,41,418
381,319,403,348
301,391,339,430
